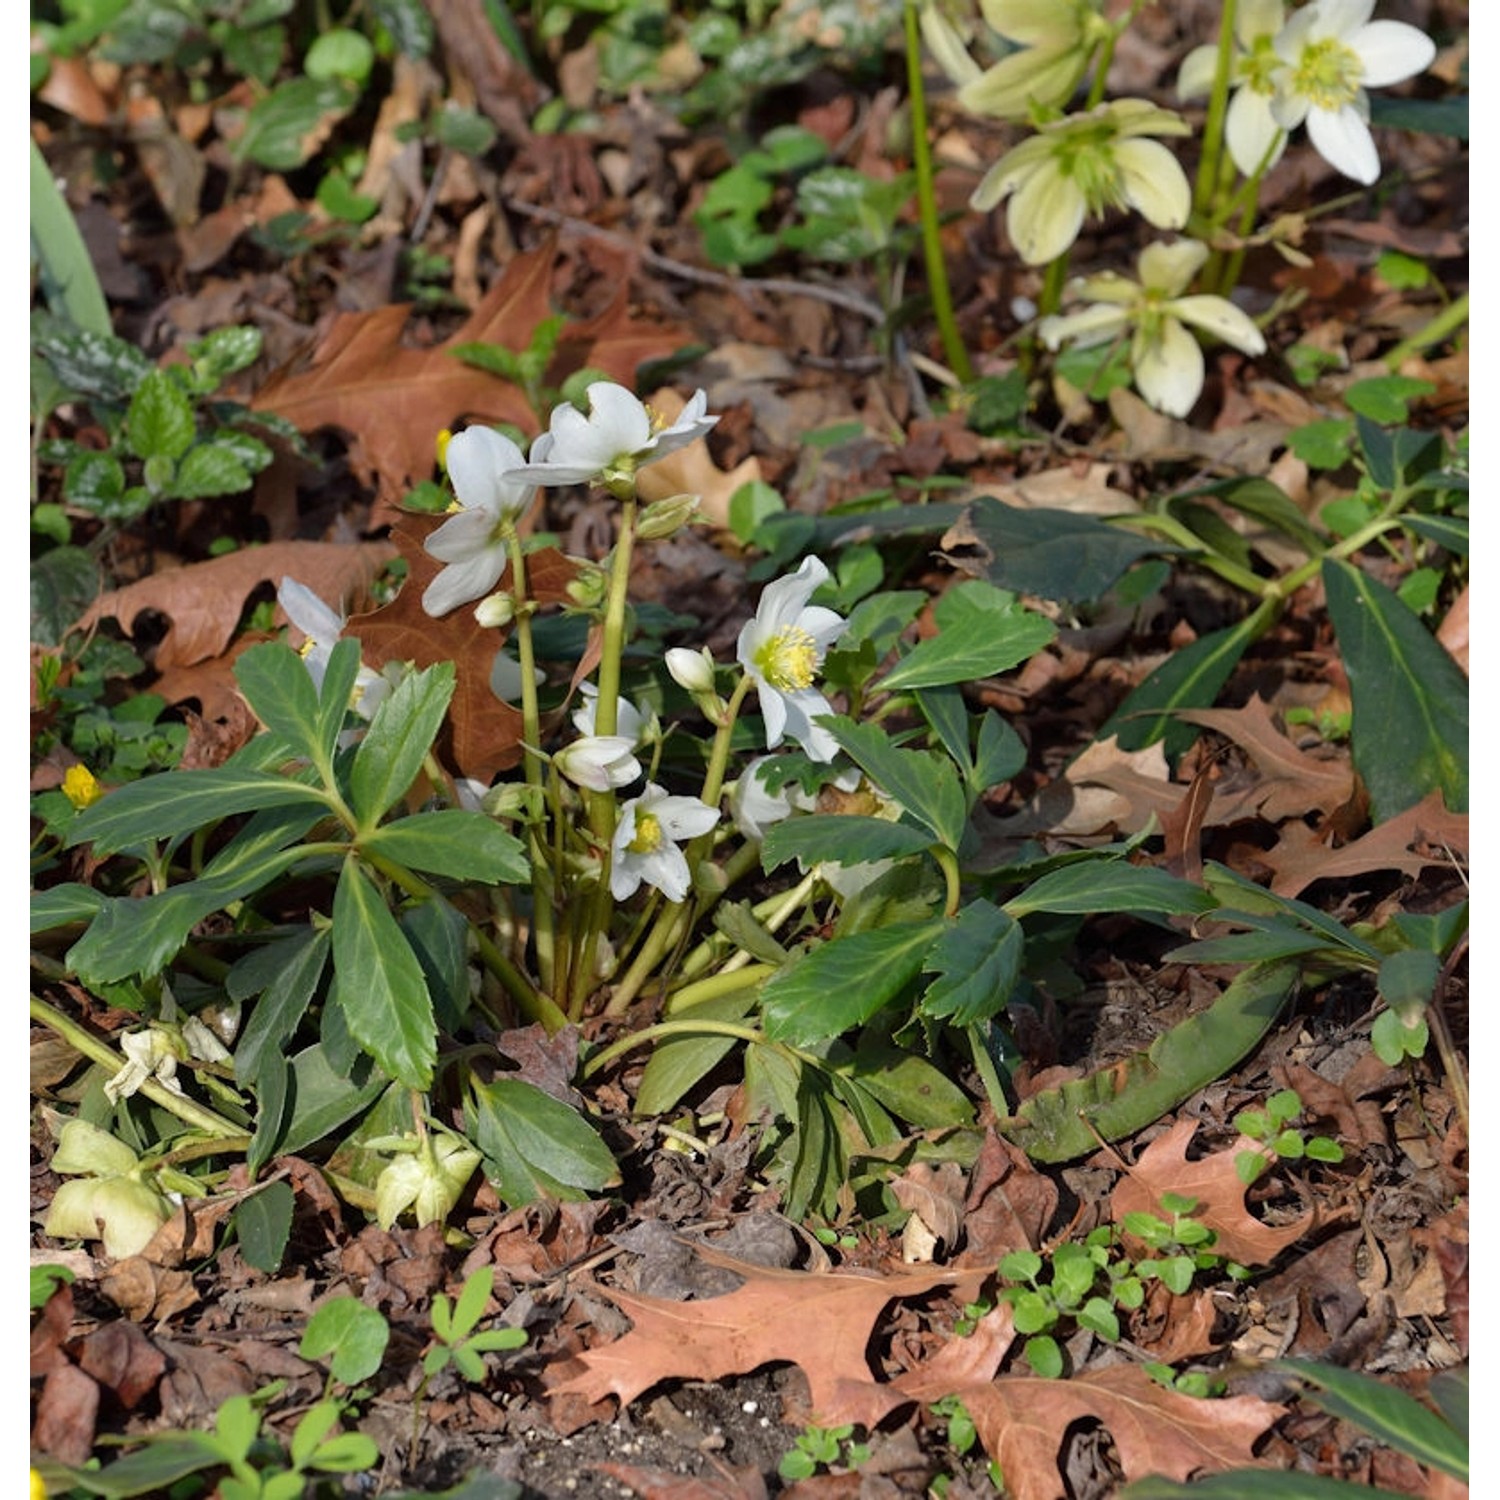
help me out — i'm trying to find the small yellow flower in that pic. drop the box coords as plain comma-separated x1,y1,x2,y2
32,1468,47,1500
435,427,453,470
61,765,102,810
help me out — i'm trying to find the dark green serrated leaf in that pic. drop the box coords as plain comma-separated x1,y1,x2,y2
760,814,934,873
1004,861,1214,920
942,495,1174,603
31,882,105,933
166,441,255,499
1322,558,1467,819
821,716,968,851
32,545,101,646
246,1051,290,1177
233,76,359,170
234,1180,294,1273
760,919,945,1046
841,1032,973,1128
232,928,329,1086
1188,476,1327,554
878,580,1056,692
332,859,435,1089
1401,513,1467,554
275,1045,382,1158
469,1075,619,1205
921,900,1024,1025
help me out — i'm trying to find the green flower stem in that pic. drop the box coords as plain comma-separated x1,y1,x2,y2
580,1015,774,1081
699,675,753,811
678,865,817,981
667,962,776,1013
30,994,245,1140
1192,0,1238,222
603,838,763,1017
904,0,974,385
571,494,641,1017
1384,291,1468,370
1037,254,1070,321
1109,512,1269,597
506,527,557,994
967,1023,1011,1122
933,843,963,918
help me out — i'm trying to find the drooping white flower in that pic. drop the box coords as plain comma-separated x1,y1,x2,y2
1038,239,1267,417
610,784,720,903
956,0,1113,120
422,426,536,617
1270,0,1436,185
554,735,643,792
572,681,654,745
971,100,1192,266
1177,0,1290,177
277,577,397,722
736,557,847,763
504,383,718,490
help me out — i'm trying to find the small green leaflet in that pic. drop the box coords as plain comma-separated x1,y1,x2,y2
760,814,933,873
920,900,1024,1025
360,810,527,884
877,580,1056,692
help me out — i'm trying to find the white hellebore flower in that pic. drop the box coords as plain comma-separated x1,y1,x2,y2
957,0,1113,120
736,557,847,763
1271,0,1436,185
572,681,654,745
277,577,394,721
422,426,536,617
1039,239,1266,418
972,100,1191,266
611,784,720,903
1178,0,1289,177
555,735,643,792
505,382,718,492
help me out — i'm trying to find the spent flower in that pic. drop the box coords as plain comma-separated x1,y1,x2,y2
611,784,720,903
1039,239,1267,417
972,99,1191,265
1270,0,1436,185
422,426,536,617
736,556,847,763
957,0,1114,120
504,382,717,494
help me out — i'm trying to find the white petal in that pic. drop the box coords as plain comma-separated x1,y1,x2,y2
1115,140,1190,230
581,381,653,454
795,604,847,653
1137,238,1209,296
778,687,840,762
651,795,720,840
968,138,1050,211
422,551,505,616
445,426,531,518
1352,20,1436,88
1176,43,1219,101
758,681,790,748
979,0,1076,48
1274,5,1320,63
1008,165,1086,265
503,460,606,485
423,506,496,563
1237,0,1285,46
1315,0,1376,40
1225,86,1287,177
1168,295,1267,356
1134,319,1205,418
753,556,829,637
1038,303,1131,351
639,843,693,903
1270,88,1311,130
920,3,982,86
1307,102,1380,183
277,577,342,648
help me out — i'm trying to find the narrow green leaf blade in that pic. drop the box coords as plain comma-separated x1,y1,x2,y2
1322,558,1468,819
821,716,968,850
331,859,436,1089
234,641,327,765
877,581,1056,691
760,814,934,872
469,1076,620,1205
360,809,527,884
233,1181,294,1274
350,662,456,824
921,900,1024,1024
1004,861,1214,920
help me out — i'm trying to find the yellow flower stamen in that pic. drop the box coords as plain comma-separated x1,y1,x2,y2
1291,38,1363,110
62,765,102,810
1238,35,1282,96
755,625,819,693
627,812,663,855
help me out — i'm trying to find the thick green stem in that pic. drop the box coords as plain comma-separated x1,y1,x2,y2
904,0,973,384
31,994,245,1139
581,1017,772,1080
667,963,776,1013
1192,0,1238,222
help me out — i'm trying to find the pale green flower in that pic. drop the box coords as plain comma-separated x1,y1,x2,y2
1038,240,1267,417
957,0,1114,119
972,100,1192,265
374,1128,481,1230
43,1120,173,1260
1270,0,1436,185
1177,0,1290,177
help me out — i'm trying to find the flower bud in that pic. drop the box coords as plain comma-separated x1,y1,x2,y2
474,591,515,629
375,1131,481,1230
555,735,643,792
565,564,608,610
637,492,702,539
665,646,717,695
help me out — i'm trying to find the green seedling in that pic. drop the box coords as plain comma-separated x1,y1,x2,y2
423,1265,528,1383
778,1423,871,1482
1235,1089,1345,1186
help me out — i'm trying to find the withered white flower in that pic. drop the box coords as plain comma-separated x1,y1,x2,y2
971,100,1191,265
736,557,847,763
611,784,720,903
422,426,536,617
1038,239,1267,417
1270,0,1436,185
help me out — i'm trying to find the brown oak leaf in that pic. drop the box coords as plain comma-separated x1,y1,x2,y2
1110,1118,1313,1267
546,1247,988,1430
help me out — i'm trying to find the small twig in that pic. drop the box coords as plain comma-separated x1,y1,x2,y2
501,198,887,323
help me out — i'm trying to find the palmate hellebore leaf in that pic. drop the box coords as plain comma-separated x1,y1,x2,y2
820,716,968,851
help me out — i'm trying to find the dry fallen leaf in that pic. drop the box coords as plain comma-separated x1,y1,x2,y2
1110,1118,1314,1267
547,1246,988,1430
